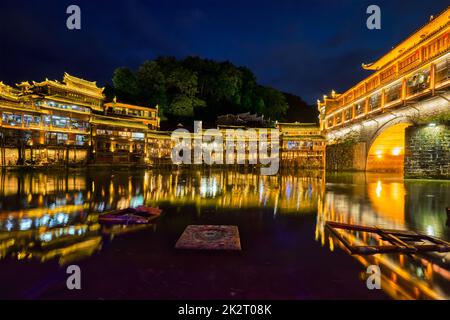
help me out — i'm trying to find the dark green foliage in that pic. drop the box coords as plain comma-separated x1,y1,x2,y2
110,56,313,127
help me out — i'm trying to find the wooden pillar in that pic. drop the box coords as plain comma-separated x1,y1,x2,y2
401,78,407,101
430,63,436,95
66,145,69,166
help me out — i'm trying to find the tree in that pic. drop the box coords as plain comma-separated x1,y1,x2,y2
257,86,289,120
137,61,167,111
109,56,300,126
166,66,198,97
239,66,258,112
169,95,205,117
112,67,139,104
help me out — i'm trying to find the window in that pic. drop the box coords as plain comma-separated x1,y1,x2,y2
355,102,364,116
327,117,333,128
42,100,90,113
2,113,22,126
406,69,430,96
52,116,70,129
75,135,86,146
43,115,51,127
128,109,142,117
46,132,68,145
344,108,352,121
385,83,402,104
435,58,449,85
24,115,41,127
113,107,126,115
132,132,145,140
369,93,381,111
70,119,89,131
287,141,299,150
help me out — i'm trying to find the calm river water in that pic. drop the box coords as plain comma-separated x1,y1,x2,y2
0,169,448,299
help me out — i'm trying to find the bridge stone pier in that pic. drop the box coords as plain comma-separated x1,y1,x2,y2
318,9,450,179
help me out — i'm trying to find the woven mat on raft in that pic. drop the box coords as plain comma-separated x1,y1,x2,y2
175,225,241,251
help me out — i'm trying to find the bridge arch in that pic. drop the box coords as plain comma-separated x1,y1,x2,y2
366,116,415,172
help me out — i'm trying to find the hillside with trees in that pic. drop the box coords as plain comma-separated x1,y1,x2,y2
107,56,317,129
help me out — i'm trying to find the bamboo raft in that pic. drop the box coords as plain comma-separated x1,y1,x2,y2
325,221,450,255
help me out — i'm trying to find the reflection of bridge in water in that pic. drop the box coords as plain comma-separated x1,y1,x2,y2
317,173,450,299
318,8,450,178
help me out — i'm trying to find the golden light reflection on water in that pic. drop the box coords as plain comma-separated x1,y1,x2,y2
0,170,449,299
317,173,450,300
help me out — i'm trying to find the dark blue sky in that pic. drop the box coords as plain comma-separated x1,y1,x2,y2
0,0,448,103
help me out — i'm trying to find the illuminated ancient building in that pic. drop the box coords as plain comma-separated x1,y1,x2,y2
0,73,103,165
91,102,160,164
146,130,174,164
276,122,325,168
146,123,326,168
318,8,450,174
0,74,161,166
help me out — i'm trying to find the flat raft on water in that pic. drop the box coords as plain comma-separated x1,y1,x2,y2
98,206,162,225
326,221,450,255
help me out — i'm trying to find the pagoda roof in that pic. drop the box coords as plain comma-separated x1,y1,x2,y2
63,72,99,88
32,73,105,100
0,82,20,101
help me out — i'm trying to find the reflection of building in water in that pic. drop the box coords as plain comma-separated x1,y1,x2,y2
0,169,448,299
317,173,450,299
0,204,100,264
143,170,324,214
0,169,324,265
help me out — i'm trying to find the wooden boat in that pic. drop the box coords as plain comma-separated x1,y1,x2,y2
326,221,450,255
98,206,162,225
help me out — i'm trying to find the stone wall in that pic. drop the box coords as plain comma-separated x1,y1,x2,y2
326,142,366,171
405,124,450,179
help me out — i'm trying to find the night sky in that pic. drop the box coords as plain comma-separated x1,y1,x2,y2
0,0,448,104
